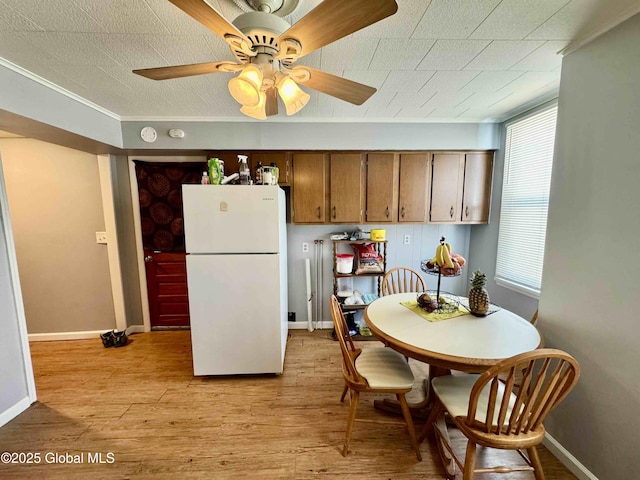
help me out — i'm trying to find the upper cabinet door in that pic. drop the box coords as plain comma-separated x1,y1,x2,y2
462,152,494,223
398,153,430,222
430,153,465,223
251,152,291,186
330,154,364,223
292,153,328,223
366,153,398,222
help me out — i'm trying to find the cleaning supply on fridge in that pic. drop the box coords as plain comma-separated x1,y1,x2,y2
201,171,210,185
208,158,223,185
270,162,280,184
238,155,251,185
255,161,263,185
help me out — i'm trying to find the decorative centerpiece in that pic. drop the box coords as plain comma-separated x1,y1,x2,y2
419,236,467,314
468,270,490,316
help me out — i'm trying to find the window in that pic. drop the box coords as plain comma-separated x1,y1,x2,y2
495,105,558,298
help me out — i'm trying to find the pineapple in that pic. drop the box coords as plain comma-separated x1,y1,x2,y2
469,270,490,316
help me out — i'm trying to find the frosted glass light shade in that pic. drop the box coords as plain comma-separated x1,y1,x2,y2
228,65,263,107
277,77,310,115
240,90,267,120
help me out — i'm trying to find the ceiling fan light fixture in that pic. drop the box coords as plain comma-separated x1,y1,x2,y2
228,65,263,106
240,90,267,120
277,77,310,115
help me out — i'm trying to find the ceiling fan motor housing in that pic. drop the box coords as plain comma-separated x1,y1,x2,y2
231,0,299,16
233,11,291,46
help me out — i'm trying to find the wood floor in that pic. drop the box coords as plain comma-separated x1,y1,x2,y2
0,330,577,479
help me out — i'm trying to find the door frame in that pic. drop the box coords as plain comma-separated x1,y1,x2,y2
0,153,37,407
127,155,207,332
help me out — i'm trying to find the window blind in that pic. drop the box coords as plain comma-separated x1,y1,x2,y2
495,105,558,297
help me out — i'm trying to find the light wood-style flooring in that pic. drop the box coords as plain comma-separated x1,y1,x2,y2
0,330,577,479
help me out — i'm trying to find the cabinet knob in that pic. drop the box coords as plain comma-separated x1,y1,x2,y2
317,206,321,218
385,206,390,218
144,256,154,263
401,206,406,218
450,206,454,218
332,206,336,219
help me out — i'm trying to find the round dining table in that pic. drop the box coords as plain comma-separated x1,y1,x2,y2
364,292,542,373
364,292,542,430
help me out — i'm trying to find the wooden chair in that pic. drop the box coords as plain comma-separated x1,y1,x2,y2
425,348,580,479
329,295,422,461
382,267,427,295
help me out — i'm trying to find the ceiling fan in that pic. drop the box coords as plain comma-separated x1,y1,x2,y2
132,0,398,119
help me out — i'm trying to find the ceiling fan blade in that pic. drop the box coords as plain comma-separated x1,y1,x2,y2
294,67,376,105
265,88,278,116
278,0,397,59
168,0,250,42
133,61,240,80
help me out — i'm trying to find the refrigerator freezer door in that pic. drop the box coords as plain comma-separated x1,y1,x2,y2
183,185,282,254
187,253,285,375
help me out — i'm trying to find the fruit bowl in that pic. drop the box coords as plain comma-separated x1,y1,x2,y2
416,291,460,314
420,260,462,277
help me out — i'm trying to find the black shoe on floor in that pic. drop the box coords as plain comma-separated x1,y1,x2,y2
101,330,115,348
113,330,128,347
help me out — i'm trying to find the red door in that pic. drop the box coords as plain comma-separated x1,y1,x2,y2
134,160,203,329
144,251,190,328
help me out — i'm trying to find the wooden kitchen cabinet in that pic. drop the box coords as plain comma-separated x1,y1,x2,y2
251,152,291,186
461,152,494,223
430,153,465,223
330,153,364,223
398,153,430,222
291,153,328,223
365,153,398,222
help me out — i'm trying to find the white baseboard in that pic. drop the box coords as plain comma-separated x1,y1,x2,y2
29,326,146,342
288,321,333,330
543,433,599,480
0,396,32,428
125,325,145,335
29,330,110,342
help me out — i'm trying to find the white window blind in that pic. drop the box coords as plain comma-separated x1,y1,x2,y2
495,105,558,298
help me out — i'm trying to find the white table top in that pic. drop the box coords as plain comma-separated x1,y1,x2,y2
364,292,542,372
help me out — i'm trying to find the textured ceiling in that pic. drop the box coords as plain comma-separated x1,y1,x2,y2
0,0,638,122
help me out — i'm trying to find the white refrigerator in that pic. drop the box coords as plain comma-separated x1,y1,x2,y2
182,185,288,376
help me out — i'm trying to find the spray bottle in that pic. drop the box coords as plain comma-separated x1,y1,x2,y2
238,154,251,185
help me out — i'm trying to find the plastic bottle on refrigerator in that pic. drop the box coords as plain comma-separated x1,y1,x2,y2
270,162,280,184
201,171,210,185
255,161,263,185
238,155,251,185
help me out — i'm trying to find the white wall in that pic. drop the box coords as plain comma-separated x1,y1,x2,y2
0,138,116,334
0,61,122,147
0,154,34,427
538,13,640,479
287,223,470,328
121,121,499,151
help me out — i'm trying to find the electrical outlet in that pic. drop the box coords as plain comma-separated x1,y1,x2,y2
404,235,411,245
96,232,107,244
302,242,309,253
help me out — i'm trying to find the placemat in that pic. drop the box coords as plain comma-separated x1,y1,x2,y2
400,300,470,322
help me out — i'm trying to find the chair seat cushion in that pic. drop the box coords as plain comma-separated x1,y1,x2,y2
432,374,517,425
355,348,414,389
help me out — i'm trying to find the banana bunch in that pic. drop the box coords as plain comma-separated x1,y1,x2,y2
426,237,465,275
429,241,455,268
